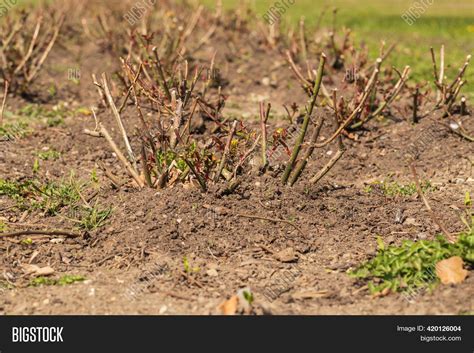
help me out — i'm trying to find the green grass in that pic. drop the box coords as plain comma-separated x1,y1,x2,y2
30,275,86,287
2,104,91,136
36,149,61,161
71,205,113,231
0,174,83,215
0,121,30,141
1,172,112,230
364,179,433,197
350,229,474,295
203,0,474,98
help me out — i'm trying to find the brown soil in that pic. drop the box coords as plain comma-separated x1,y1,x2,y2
0,2,473,315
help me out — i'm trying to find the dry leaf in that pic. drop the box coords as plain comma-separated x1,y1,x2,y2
218,295,239,315
22,264,55,277
436,256,468,285
218,287,253,315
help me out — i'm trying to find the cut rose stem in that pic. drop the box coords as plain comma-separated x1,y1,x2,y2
281,53,326,185
315,58,382,146
286,50,312,94
413,87,419,124
259,102,270,170
460,96,467,116
14,16,42,75
26,14,65,83
85,109,144,188
0,80,9,126
141,142,153,188
410,163,455,243
152,47,172,101
101,73,137,172
184,159,207,191
430,47,439,84
86,125,143,187
309,111,345,185
309,147,344,185
446,54,471,98
214,120,238,182
437,45,445,102
350,65,410,129
118,61,143,114
288,116,325,186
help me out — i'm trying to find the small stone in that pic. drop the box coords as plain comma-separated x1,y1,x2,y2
206,269,218,277
159,305,168,314
261,77,271,86
404,217,418,226
417,233,428,240
274,248,298,263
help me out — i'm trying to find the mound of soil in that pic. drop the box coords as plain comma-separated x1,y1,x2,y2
0,2,472,315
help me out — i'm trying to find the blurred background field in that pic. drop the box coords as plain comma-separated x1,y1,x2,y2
18,0,474,97
202,0,474,97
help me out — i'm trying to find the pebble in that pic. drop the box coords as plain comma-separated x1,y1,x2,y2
206,269,218,277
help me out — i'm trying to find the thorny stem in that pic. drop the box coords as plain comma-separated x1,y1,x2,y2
309,148,344,185
350,65,411,129
101,73,138,172
141,142,153,188
0,80,8,126
309,110,345,185
288,117,325,186
259,102,271,170
413,88,419,124
152,47,172,101
26,14,65,83
215,120,238,182
184,159,207,191
316,58,382,145
282,53,326,185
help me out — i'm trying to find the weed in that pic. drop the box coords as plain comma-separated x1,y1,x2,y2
242,290,254,305
30,275,85,287
20,238,33,246
0,280,14,291
90,168,99,184
0,179,30,204
30,178,82,215
183,256,200,273
37,149,61,161
0,121,30,141
350,230,474,295
17,103,91,127
366,180,433,197
72,205,112,231
46,116,64,127
32,158,40,174
0,174,84,215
